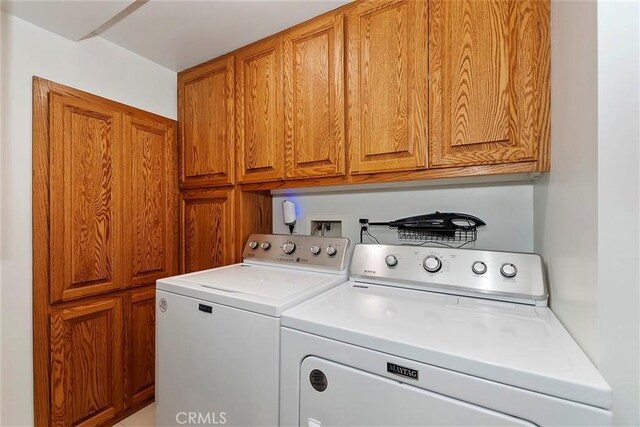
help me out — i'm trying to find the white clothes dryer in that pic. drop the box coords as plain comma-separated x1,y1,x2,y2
280,244,612,426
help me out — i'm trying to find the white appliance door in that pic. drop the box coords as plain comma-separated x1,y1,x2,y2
156,290,280,426
299,357,534,427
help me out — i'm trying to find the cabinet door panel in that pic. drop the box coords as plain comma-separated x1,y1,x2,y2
284,13,345,178
179,56,235,186
346,0,427,174
180,188,235,273
124,287,156,408
236,37,284,182
49,93,123,303
50,297,123,426
429,0,548,167
123,115,178,288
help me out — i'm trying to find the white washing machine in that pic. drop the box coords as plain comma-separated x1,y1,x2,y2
280,244,612,426
156,234,351,427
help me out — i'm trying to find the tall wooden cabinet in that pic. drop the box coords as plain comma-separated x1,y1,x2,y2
346,0,428,174
34,78,178,426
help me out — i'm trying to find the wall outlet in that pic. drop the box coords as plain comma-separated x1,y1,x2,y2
303,215,360,243
309,220,342,237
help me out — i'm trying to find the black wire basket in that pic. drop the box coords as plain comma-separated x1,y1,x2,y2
397,228,478,246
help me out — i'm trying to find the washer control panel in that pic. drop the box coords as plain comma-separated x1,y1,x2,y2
349,244,547,305
243,234,351,271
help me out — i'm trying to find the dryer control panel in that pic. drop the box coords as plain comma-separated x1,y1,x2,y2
243,234,351,272
349,244,547,306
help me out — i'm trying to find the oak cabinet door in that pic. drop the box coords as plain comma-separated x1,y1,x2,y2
123,115,178,288
284,13,345,179
235,37,284,182
346,0,428,174
179,56,235,187
124,287,155,408
50,296,123,426
180,188,235,273
428,0,549,167
49,93,123,303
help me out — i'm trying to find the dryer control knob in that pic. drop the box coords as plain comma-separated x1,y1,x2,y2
472,261,487,275
283,241,296,254
310,244,321,255
500,263,517,278
326,246,337,256
385,255,398,267
423,256,442,273
248,241,258,250
260,241,271,250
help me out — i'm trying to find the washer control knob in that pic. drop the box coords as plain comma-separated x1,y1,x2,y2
260,241,271,250
283,241,296,254
385,255,398,267
500,263,518,278
472,261,487,275
310,244,321,255
423,256,442,273
326,246,337,256
248,241,259,250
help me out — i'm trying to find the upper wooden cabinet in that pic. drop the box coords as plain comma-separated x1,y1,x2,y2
50,296,123,426
235,37,284,183
346,0,428,174
49,93,124,303
178,56,235,187
175,0,550,188
180,188,235,273
428,0,550,168
283,13,345,179
123,115,178,288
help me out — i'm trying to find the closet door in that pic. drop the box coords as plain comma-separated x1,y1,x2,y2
283,13,345,178
346,0,428,174
49,93,123,303
50,296,123,426
235,37,284,182
123,114,178,288
428,0,548,167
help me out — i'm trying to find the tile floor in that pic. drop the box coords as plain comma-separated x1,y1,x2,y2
117,403,155,427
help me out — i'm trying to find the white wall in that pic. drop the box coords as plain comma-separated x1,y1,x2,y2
0,12,176,426
596,1,639,425
273,183,535,253
534,1,640,425
533,0,599,360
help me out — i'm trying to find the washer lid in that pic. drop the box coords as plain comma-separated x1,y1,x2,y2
157,264,347,317
281,282,612,409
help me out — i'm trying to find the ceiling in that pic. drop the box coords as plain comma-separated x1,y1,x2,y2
1,0,135,41
1,0,351,71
